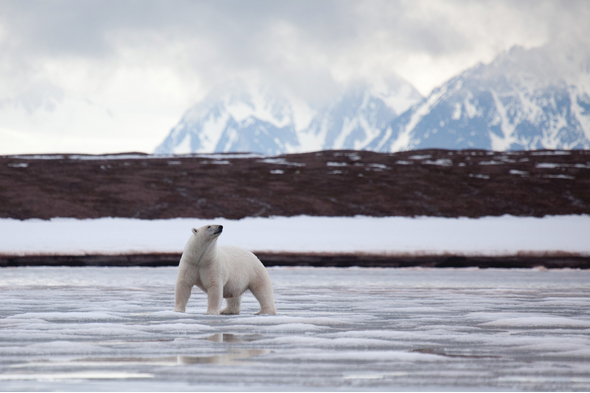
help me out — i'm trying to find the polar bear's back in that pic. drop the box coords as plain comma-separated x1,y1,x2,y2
218,245,268,280
218,245,260,264
217,244,276,314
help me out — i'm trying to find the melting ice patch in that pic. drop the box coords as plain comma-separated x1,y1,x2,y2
480,317,590,328
5,312,123,321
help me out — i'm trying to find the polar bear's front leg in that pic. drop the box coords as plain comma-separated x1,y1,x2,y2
205,284,223,315
174,281,193,313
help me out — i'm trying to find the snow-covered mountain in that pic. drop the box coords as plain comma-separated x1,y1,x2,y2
368,46,590,152
154,79,301,156
300,78,421,151
155,45,590,155
154,77,422,155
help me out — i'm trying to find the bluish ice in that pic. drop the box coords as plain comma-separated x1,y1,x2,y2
0,267,589,391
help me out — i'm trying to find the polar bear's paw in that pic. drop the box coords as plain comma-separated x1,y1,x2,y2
255,308,277,315
220,308,240,315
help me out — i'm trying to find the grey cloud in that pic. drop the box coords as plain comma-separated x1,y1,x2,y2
0,0,478,60
0,0,588,107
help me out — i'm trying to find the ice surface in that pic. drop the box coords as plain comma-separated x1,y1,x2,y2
0,267,589,391
1,215,589,256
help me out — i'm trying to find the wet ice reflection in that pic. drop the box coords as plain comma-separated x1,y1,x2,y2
205,333,262,343
178,349,270,365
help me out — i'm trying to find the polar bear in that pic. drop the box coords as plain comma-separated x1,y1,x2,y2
174,224,276,315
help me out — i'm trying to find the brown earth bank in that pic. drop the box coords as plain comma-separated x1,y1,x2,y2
2,149,589,268
1,252,588,269
1,149,590,219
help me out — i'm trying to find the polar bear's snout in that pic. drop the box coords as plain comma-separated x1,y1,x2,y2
200,225,223,236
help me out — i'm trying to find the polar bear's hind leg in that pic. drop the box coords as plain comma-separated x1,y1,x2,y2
220,297,241,315
251,278,277,315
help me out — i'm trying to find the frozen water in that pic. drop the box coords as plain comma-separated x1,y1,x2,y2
1,267,589,391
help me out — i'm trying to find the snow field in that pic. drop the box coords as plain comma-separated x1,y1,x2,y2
0,267,589,391
1,214,589,256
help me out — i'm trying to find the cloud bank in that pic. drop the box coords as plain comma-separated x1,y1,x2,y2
0,0,588,154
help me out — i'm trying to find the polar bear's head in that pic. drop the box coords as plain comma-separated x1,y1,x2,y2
191,224,223,239
184,225,224,258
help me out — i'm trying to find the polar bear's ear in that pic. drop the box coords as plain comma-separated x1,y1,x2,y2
191,228,198,234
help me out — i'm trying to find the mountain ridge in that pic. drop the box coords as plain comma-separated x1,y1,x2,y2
155,76,422,155
369,46,590,152
155,45,590,155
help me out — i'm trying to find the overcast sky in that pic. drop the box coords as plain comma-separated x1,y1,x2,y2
0,0,588,155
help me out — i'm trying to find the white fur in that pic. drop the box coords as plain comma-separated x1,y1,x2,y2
174,224,276,315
